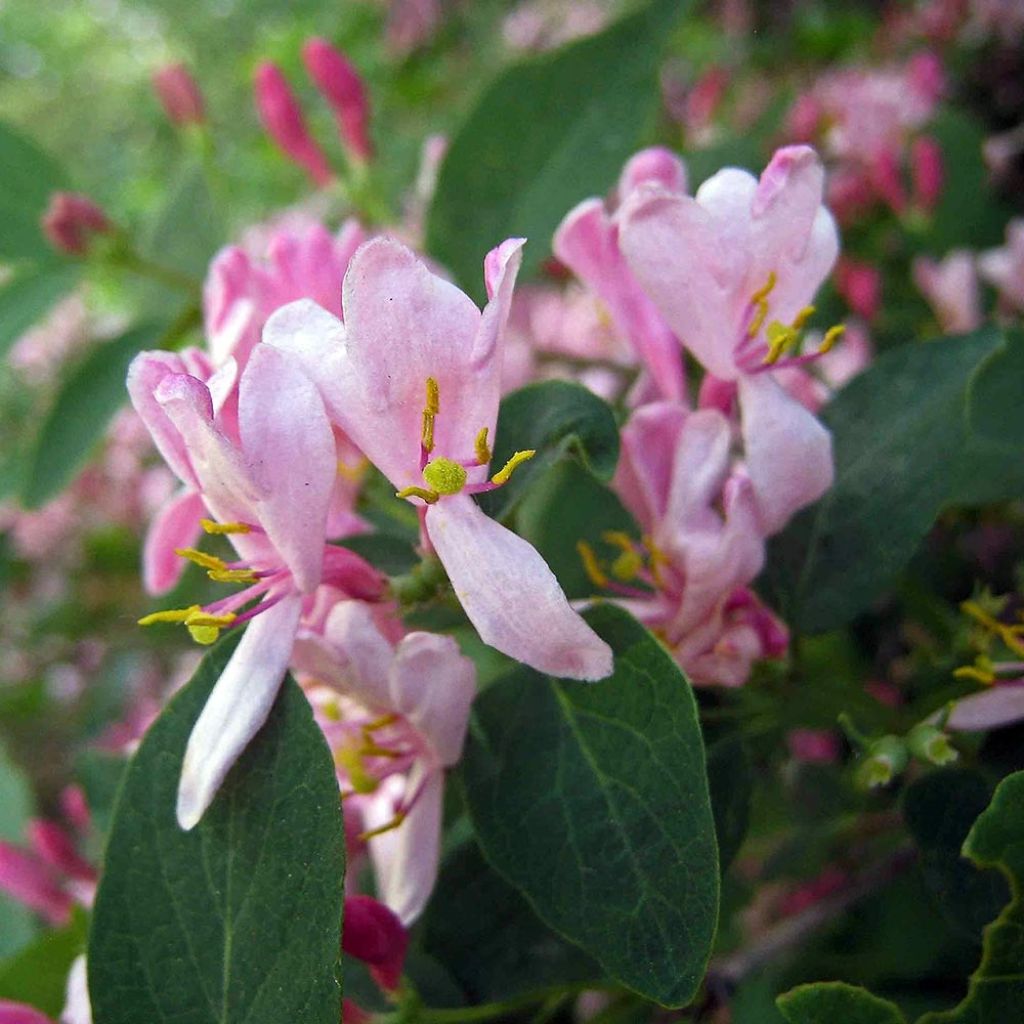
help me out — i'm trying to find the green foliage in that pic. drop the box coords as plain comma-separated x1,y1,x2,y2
0,912,88,1016
706,735,753,874
460,605,718,1007
426,0,684,300
88,640,346,1024
967,329,1024,450
777,982,907,1024
478,380,620,521
0,738,38,957
0,261,81,359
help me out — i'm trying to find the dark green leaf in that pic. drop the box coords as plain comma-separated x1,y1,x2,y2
0,262,81,359
88,640,346,1024
776,982,906,1024
966,328,1024,450
0,912,88,1016
461,605,718,1007
0,121,68,263
918,770,1024,1023
478,380,620,521
707,736,752,874
20,323,163,508
75,750,128,843
336,533,419,576
0,738,38,957
426,0,684,300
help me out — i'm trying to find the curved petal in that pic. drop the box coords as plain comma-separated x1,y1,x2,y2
320,600,394,708
946,685,1024,732
0,1001,56,1024
176,594,302,830
389,632,475,765
738,373,834,535
665,409,732,534
59,956,91,1024
619,146,688,197
615,401,687,529
142,489,205,595
425,495,612,680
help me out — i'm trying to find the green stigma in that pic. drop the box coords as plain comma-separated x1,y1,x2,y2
422,456,467,495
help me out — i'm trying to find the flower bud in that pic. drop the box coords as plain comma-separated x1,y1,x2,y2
254,62,333,187
152,63,206,126
854,734,908,789
911,136,944,213
906,722,958,766
302,38,373,163
835,257,881,322
41,192,111,256
342,895,408,992
867,147,907,215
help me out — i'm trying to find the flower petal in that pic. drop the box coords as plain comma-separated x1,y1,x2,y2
946,684,1024,732
426,494,612,680
615,401,687,529
60,956,91,1024
142,488,204,595
176,594,302,830
0,1001,56,1024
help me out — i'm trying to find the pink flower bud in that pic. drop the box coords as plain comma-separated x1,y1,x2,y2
26,821,95,883
342,895,409,992
787,728,840,764
41,192,111,256
60,785,91,833
254,62,333,187
835,257,881,321
907,50,945,105
867,146,907,215
342,1001,371,1024
152,63,205,125
911,135,944,212
786,93,822,142
302,38,373,163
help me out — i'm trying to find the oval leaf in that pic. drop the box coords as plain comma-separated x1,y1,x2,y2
0,121,68,263
0,262,81,359
88,640,345,1024
460,604,719,1007
777,982,906,1024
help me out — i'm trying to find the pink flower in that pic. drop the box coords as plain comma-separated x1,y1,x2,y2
910,136,944,212
979,218,1024,312
128,347,384,829
296,601,476,923
912,251,981,333
265,236,613,681
41,193,110,256
618,145,837,533
302,38,373,163
152,63,205,126
554,148,688,403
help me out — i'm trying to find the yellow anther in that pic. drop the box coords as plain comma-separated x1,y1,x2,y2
422,377,440,453
819,323,846,354
207,568,260,584
601,531,644,582
321,700,342,722
953,655,996,685
763,321,797,364
491,449,536,485
365,713,399,732
423,456,468,495
337,457,369,483
395,485,439,504
359,811,407,842
475,427,492,466
643,534,670,589
175,547,228,572
200,518,251,535
336,745,379,795
184,609,237,646
360,741,403,760
747,271,777,338
577,540,609,589
138,605,202,627
962,600,1024,656
790,305,816,331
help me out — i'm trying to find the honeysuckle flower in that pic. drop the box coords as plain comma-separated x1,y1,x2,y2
295,601,476,923
128,345,384,829
553,148,687,403
979,218,1024,313
912,251,981,333
618,145,838,534
343,894,409,992
264,235,613,680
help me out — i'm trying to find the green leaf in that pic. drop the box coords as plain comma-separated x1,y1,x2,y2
0,262,81,359
763,329,1009,633
88,640,346,1024
336,533,419,576
20,323,163,508
902,768,1008,940
918,770,1024,1023
776,982,906,1024
421,838,602,1001
0,121,68,263
0,912,88,1016
706,735,752,874
0,738,38,957
478,380,620,522
461,604,718,1007
966,329,1024,450
426,0,684,301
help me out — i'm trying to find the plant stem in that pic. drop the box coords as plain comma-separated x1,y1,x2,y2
381,984,614,1024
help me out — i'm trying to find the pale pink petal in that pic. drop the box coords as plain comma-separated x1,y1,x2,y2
60,956,91,1024
176,594,302,830
389,632,475,765
946,684,1024,732
614,401,687,529
426,494,612,680
142,489,204,595
665,409,732,534
239,345,334,592
618,147,688,197
320,600,394,708
738,373,833,534
0,1001,56,1024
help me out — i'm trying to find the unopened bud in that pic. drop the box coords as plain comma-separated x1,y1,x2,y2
867,147,908,215
906,722,958,766
152,63,205,126
302,38,373,163
911,136,944,213
835,257,881,321
254,62,333,187
342,894,408,992
41,192,111,256
854,734,908,790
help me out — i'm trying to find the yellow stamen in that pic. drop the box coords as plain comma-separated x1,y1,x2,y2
602,531,644,582
747,271,777,338
200,518,251,535
395,485,439,504
491,449,536,485
962,600,1024,657
321,700,342,722
422,377,440,453
175,547,227,572
819,323,846,354
207,568,260,584
184,609,237,646
360,741,403,760
763,321,797,364
336,745,379,795
138,605,202,626
644,534,670,589
475,427,492,466
790,305,816,331
359,811,407,842
953,657,996,685
423,456,468,495
577,540,609,589
365,713,399,732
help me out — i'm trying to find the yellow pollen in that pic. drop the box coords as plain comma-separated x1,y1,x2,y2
602,531,644,582
138,605,235,645
790,305,816,331
962,600,1024,657
365,713,399,731
200,518,251,535
953,655,996,685
360,740,403,760
207,568,260,584
747,271,777,338
422,376,440,453
577,540,609,589
819,323,846,354
336,745,379,795
423,456,468,495
138,605,202,626
643,534,670,589
395,485,439,504
321,700,342,722
359,811,407,842
475,427,492,466
175,547,227,572
491,449,536,485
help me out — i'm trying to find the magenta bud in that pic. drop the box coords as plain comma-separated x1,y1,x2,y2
41,191,111,256
342,895,408,992
302,38,373,163
254,62,333,187
836,257,881,321
911,136,944,213
152,63,206,125
867,147,908,215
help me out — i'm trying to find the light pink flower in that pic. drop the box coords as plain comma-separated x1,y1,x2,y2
296,601,476,923
265,236,613,680
978,218,1024,312
618,145,837,533
912,251,981,333
129,347,384,829
554,148,688,403
945,681,1024,731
